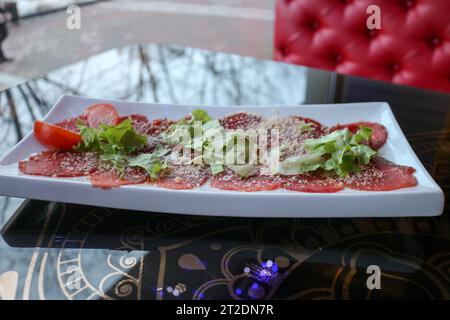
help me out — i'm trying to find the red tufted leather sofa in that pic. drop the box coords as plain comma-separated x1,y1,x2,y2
274,0,450,94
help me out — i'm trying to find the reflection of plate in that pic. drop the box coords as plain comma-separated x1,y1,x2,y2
0,95,444,217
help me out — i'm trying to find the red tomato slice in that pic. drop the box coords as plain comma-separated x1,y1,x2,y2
34,121,81,150
84,103,120,128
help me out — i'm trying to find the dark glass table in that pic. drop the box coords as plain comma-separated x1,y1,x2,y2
0,44,449,300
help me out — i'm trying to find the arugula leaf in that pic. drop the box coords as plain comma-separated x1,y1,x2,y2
279,126,377,177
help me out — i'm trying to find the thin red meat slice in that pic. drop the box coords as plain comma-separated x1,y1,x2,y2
147,118,175,136
19,150,98,177
271,115,324,153
331,122,387,150
54,115,87,133
282,174,344,193
344,157,417,191
119,114,150,135
210,168,281,192
292,116,323,131
89,167,147,189
157,165,210,190
220,112,262,130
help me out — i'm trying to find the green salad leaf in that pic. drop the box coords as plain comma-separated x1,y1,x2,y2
279,126,377,177
209,163,224,175
99,153,128,174
75,119,168,179
75,119,147,155
128,146,170,180
298,121,314,131
191,109,211,123
166,109,257,178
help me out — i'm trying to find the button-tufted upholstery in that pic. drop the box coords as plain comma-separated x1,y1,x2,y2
274,0,450,93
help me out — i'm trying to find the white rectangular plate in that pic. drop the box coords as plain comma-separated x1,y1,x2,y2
0,95,444,217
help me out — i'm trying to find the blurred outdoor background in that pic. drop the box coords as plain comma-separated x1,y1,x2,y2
0,0,276,89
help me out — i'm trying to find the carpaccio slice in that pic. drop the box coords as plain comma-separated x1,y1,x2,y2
343,157,417,191
292,116,323,130
262,115,323,155
331,121,387,150
147,118,175,136
119,114,150,135
157,164,210,190
19,150,98,177
89,167,148,189
220,112,262,130
55,115,87,133
210,168,281,192
282,173,345,193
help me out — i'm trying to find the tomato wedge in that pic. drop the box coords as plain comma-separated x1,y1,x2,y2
34,121,81,150
84,103,120,128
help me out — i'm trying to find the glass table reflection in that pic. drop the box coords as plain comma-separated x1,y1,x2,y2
0,44,449,300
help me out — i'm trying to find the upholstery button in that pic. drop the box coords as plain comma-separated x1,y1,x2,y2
428,36,441,48
366,29,379,39
307,20,320,31
388,62,400,72
402,0,415,9
333,53,343,64
279,45,289,57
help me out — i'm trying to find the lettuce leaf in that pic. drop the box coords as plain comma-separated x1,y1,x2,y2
298,121,314,131
75,119,169,179
75,119,147,155
279,126,377,177
128,146,170,180
191,109,211,123
166,110,257,178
